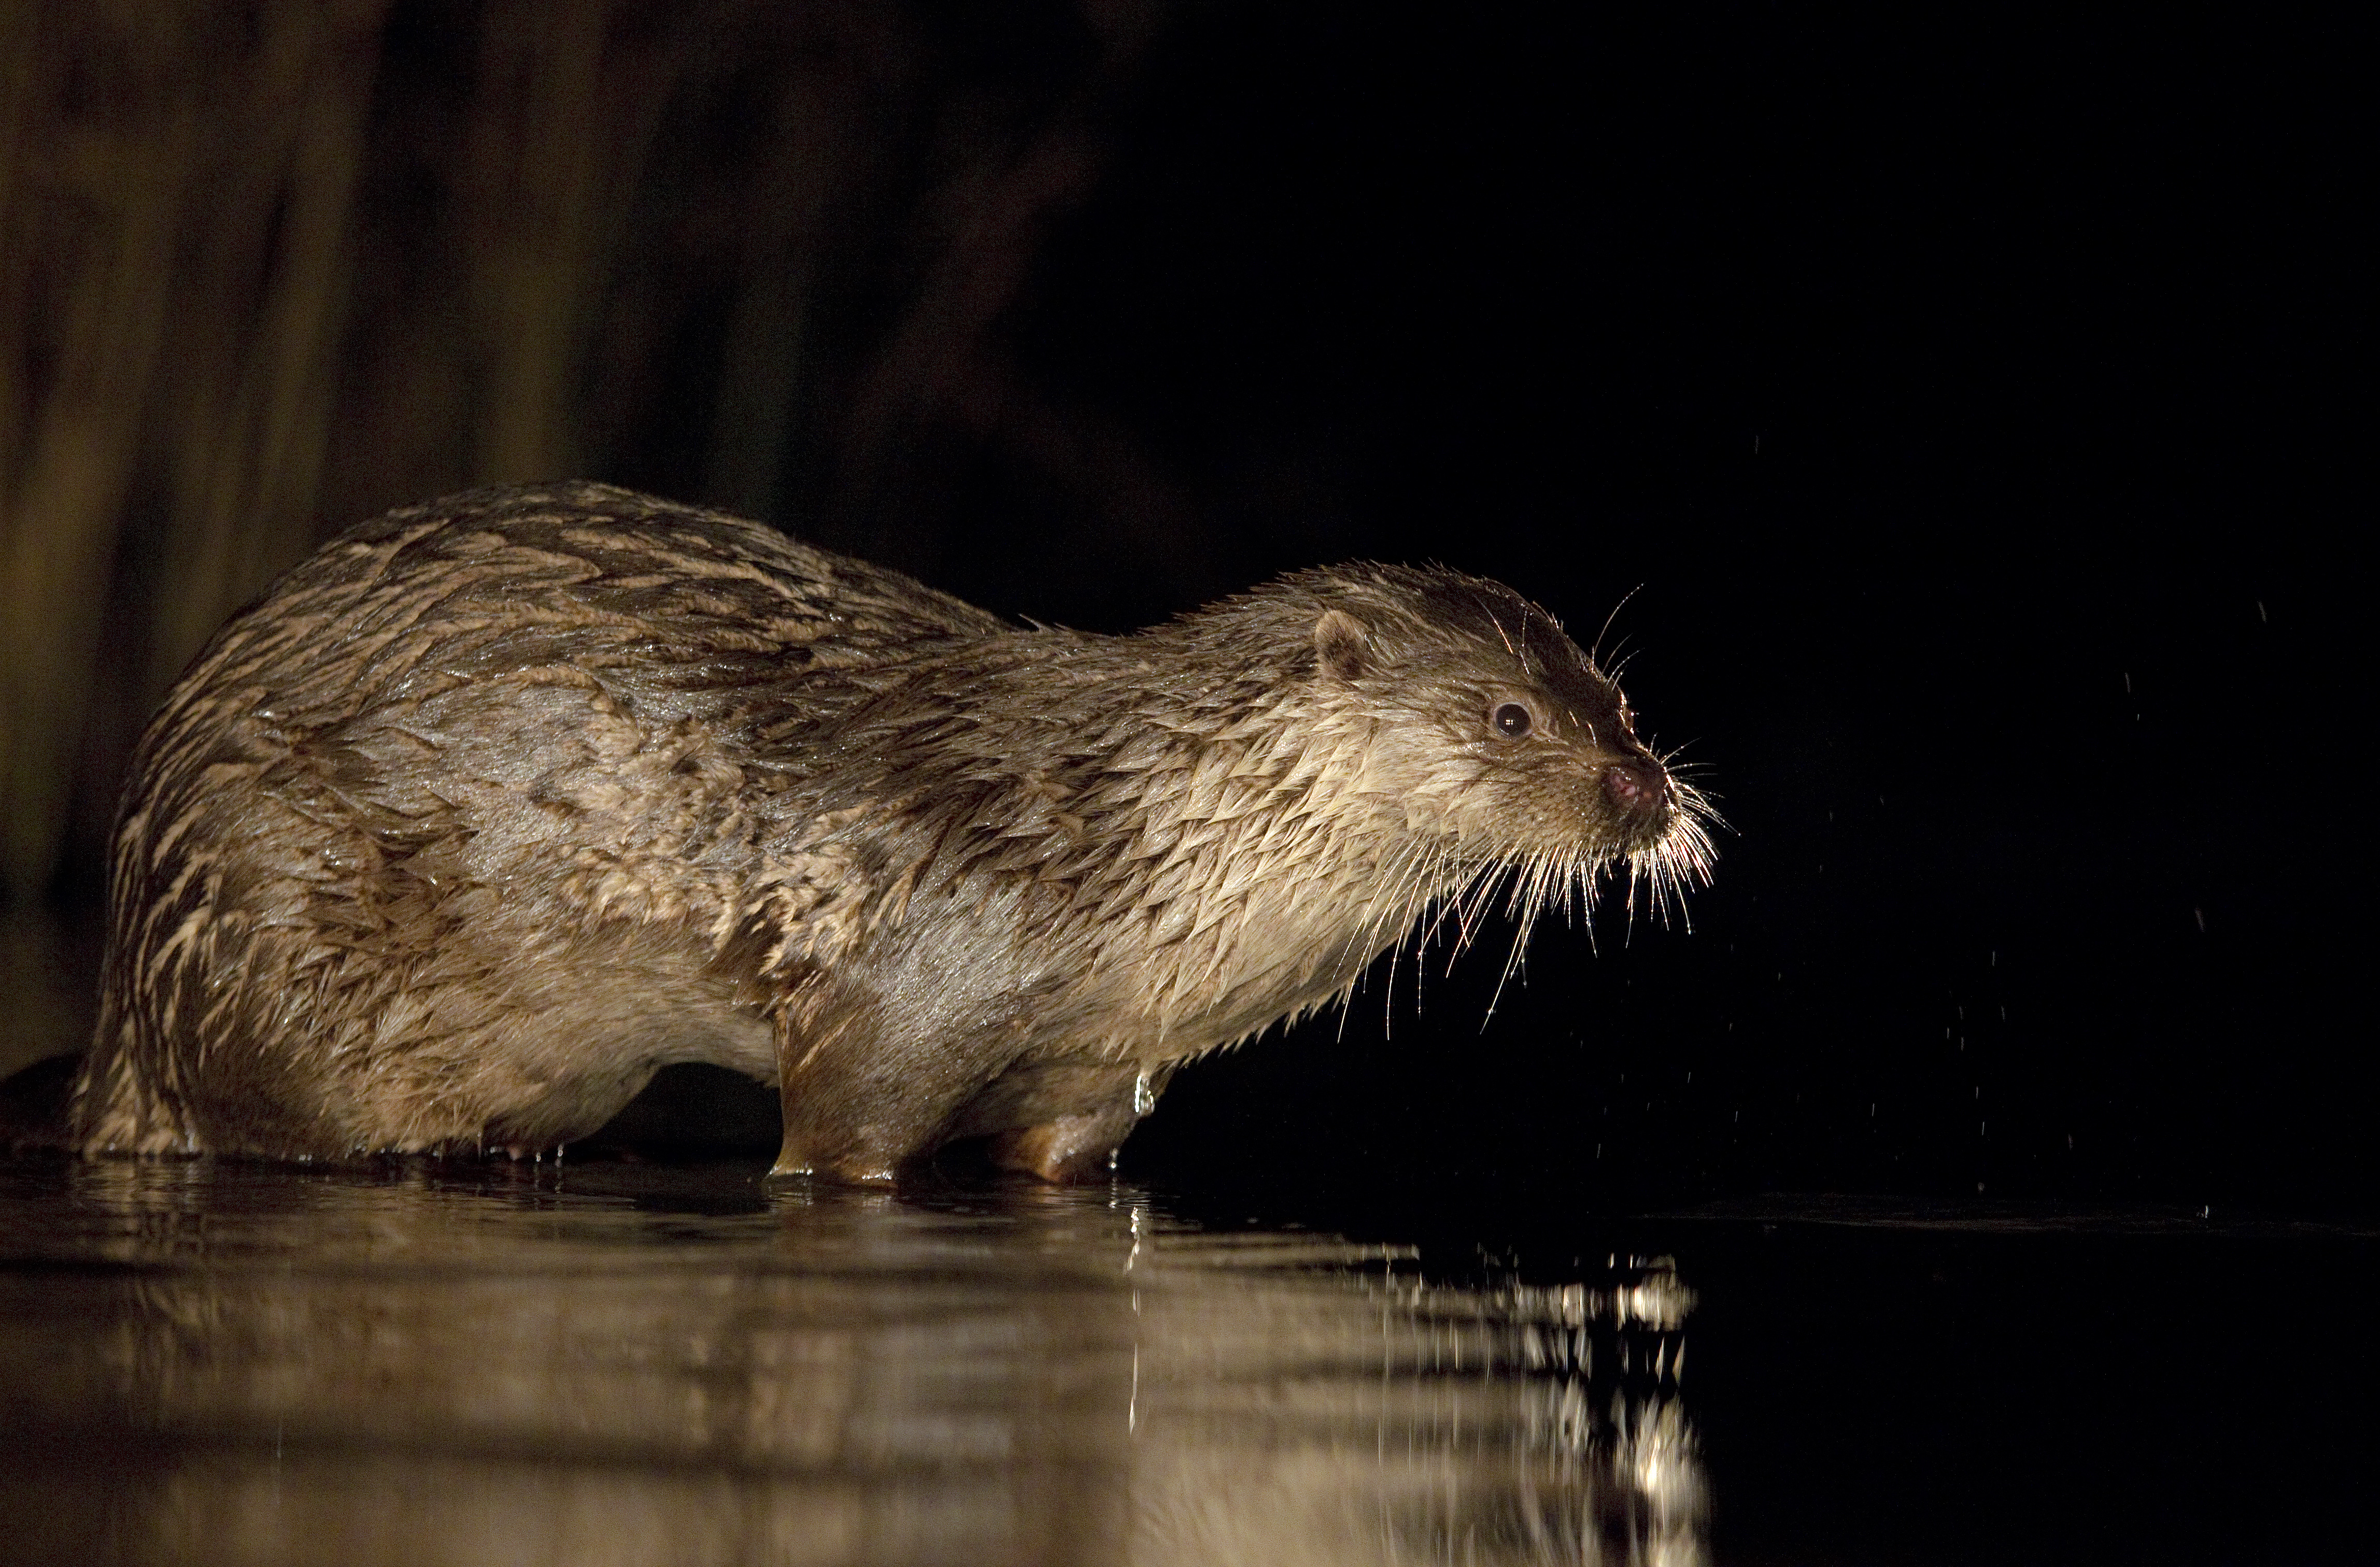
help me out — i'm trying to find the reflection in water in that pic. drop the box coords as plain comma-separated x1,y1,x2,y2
0,1158,1703,1566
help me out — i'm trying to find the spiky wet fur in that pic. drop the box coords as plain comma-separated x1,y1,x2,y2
72,482,1712,1179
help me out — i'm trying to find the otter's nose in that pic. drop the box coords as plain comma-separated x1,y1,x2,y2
1603,759,1667,815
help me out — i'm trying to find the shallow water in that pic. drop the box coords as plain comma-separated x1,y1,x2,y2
0,1157,1698,1566
1,1156,2374,1566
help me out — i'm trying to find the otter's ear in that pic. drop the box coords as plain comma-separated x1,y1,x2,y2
1313,608,1368,682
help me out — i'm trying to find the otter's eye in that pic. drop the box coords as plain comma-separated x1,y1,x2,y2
1492,702,1534,738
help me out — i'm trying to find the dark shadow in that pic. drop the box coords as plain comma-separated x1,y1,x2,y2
0,1055,74,1151
577,1062,783,1159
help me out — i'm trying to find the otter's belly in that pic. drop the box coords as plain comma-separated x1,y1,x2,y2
80,857,780,1160
287,918,780,1157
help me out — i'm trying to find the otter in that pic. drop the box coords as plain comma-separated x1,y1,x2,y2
69,482,1712,1182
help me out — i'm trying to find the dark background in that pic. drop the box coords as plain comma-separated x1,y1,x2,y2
1083,7,2366,1216
1,5,2363,1213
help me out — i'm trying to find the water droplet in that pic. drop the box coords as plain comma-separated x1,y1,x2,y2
1132,1071,1156,1116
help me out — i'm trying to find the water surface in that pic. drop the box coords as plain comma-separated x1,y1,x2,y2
5,1155,2377,1564
0,1156,1697,1566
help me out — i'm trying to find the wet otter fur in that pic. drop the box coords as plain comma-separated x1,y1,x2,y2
71,481,1713,1181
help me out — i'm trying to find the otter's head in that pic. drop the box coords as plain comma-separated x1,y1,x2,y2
1297,563,1715,923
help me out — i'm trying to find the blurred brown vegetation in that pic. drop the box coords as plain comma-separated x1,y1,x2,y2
0,0,1196,934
